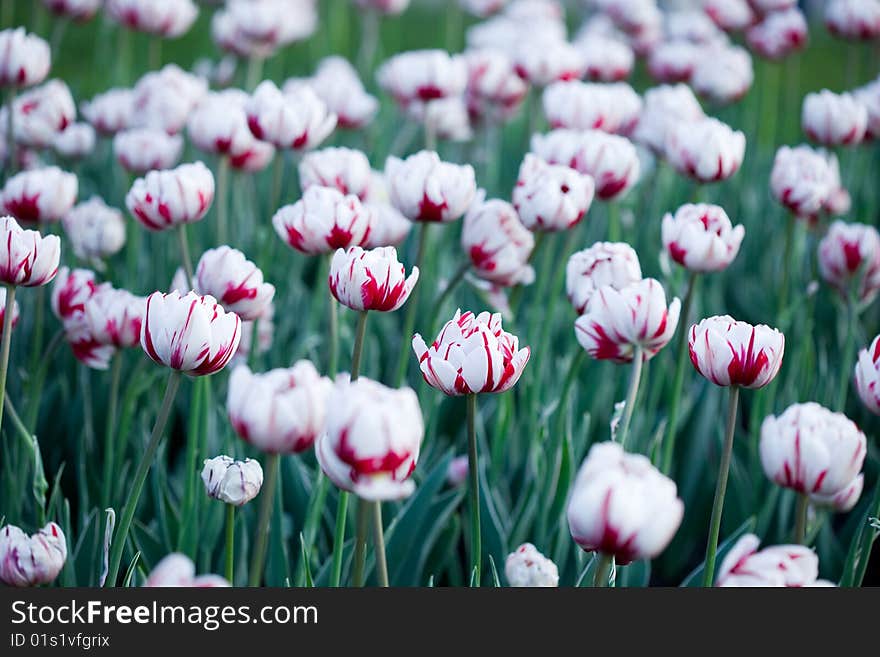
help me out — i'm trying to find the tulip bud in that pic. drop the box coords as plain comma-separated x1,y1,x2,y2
855,334,880,414
113,128,184,175
505,543,559,587
413,309,530,395
760,403,865,512
415,97,473,142
194,246,275,321
42,0,102,22
145,553,229,587
0,522,67,587
273,185,375,255
329,246,419,312
377,50,467,115
464,49,528,124
308,56,379,130
126,162,215,231
745,8,808,60
802,90,867,146
106,0,198,38
246,80,336,151
665,117,745,183
512,154,594,231
187,90,274,166
51,267,116,368
1,167,77,225
825,0,880,40
0,216,60,287
53,123,96,160
661,203,744,272
130,65,208,135
817,221,880,304
512,38,585,87
0,28,50,88
299,147,372,200
6,79,75,149
82,88,135,136
83,287,145,349
384,151,477,223
61,197,126,268
715,534,833,587
212,0,317,60
567,442,683,564
688,315,784,389
854,78,880,139
704,0,754,32
576,35,634,82
227,361,332,454
770,145,834,219
632,83,704,154
691,46,753,105
542,81,641,136
462,192,535,287
647,40,703,84
141,290,241,376
316,376,424,501
566,242,642,315
201,455,264,506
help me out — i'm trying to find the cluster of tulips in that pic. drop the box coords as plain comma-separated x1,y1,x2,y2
0,0,879,589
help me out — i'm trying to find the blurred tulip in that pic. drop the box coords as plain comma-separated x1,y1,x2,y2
665,117,745,183
825,0,880,40
52,267,115,369
1,167,77,224
822,151,851,217
854,77,880,139
566,242,642,315
126,162,214,231
246,81,336,151
106,0,198,38
194,246,275,321
307,57,379,130
415,97,473,142
329,246,419,312
82,287,145,349
62,197,126,268
746,8,808,60
688,315,784,388
81,88,135,136
385,151,476,223
662,203,744,272
802,90,867,146
632,84,704,154
131,64,208,135
770,145,834,219
51,267,100,322
512,37,585,87
377,50,468,114
542,81,641,135
715,534,833,587
575,35,634,82
202,455,263,506
354,0,410,14
464,49,529,123
0,288,20,336
855,334,880,414
0,522,67,587
114,128,183,175
462,192,534,286
0,28,50,88
0,216,61,287
187,90,273,166
53,123,96,160
691,46,753,105
43,0,102,21
299,147,372,200
227,361,332,454
446,455,469,487
512,153,594,231
703,0,755,31
818,221,880,304
144,553,229,587
212,0,316,59
647,40,702,83
7,80,76,148
505,543,559,587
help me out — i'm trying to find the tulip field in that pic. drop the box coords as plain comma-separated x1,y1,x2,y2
1,0,880,590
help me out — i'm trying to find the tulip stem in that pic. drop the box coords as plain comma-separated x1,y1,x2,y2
835,295,857,412
4,87,14,179
245,56,264,93
328,296,339,378
248,451,279,586
0,284,16,443
607,203,621,242
356,8,380,79
431,261,470,329
216,155,230,245
270,148,284,217
593,554,613,588
351,311,369,381
329,491,349,587
371,501,389,587
702,385,739,587
661,272,699,474
100,353,123,507
794,493,809,545
148,36,161,71
777,215,796,321
105,370,181,587
352,497,370,586
616,346,643,450
176,224,195,290
466,392,481,587
394,224,430,386
225,504,235,584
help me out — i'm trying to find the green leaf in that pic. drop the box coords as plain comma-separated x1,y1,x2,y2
679,516,756,587
488,554,501,587
122,553,141,588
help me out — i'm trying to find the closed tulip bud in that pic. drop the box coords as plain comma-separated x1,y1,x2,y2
307,57,379,130
377,50,467,113
575,278,680,362
746,8,808,60
664,9,726,44
187,90,271,163
661,203,744,272
42,0,102,22
576,36,634,82
513,154,594,231
113,128,183,175
413,309,530,395
822,151,851,217
505,543,559,587
194,246,275,321
141,290,241,376
52,267,117,369
802,90,867,146
567,441,683,564
273,185,375,255
2,167,77,225
512,38,585,87
145,553,229,587
665,118,745,183
53,123,96,160
329,246,419,312
131,65,208,135
106,0,198,38
51,267,100,322
462,192,535,286
227,361,332,454
299,147,372,200
446,455,469,487
716,534,833,587
818,221,880,304
212,0,317,59
770,145,834,219
201,455,263,506
760,403,865,512
8,80,76,149
0,29,50,88
246,81,336,151
464,49,528,124
691,46,753,105
415,96,473,142
566,242,642,315
126,162,214,231
81,88,135,136
543,81,641,135
825,0,880,40
647,41,702,83
688,315,784,388
704,0,754,31
0,216,60,287
0,287,20,336
316,377,423,500
0,522,67,587
82,287,145,349
61,197,126,268
855,335,880,414
385,151,476,223
854,78,880,139
355,0,410,14
632,84,704,154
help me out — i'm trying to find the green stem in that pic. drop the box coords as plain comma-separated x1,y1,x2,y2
351,311,368,381
248,451,279,586
371,501,389,587
105,370,182,587
148,36,161,71
4,395,47,527
661,272,699,474
394,223,429,385
593,554,613,587
294,471,329,586
4,87,15,179
0,284,16,441
835,296,857,412
616,346,644,450
777,215,796,321
607,203,621,242
176,224,194,289
466,392,481,586
216,156,230,245
356,8,380,79
225,504,235,584
328,296,339,378
351,497,370,586
245,56,264,92
329,490,349,587
793,493,809,545
270,153,284,215
702,385,740,587
100,353,123,507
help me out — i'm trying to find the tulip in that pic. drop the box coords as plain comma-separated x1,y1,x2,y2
770,145,834,220
464,49,529,124
0,287,20,336
194,246,275,321
575,36,634,82
825,0,880,40
273,185,375,255
749,0,798,13
512,154,594,232
512,38,585,87
461,192,535,287
212,0,316,62
703,0,754,31
361,172,413,248
307,57,379,130
822,151,851,217
81,88,135,136
50,267,114,371
567,442,683,585
1,167,78,225
802,90,867,146
377,50,468,115
662,204,744,273
542,81,641,136
144,553,229,587
329,246,419,312
446,455,469,487
130,65,208,135
202,455,263,506
664,9,727,44
818,221,880,305
61,197,126,270
42,0,102,21
5,79,75,150
855,334,880,415
715,534,833,587
113,128,183,175
0,522,67,587
691,46,753,105
106,0,199,38
53,123,96,161
299,147,372,200
854,78,880,139
505,543,559,587
566,242,642,315
745,8,808,60
0,28,51,89
413,97,473,143
354,0,410,15
665,118,745,183
246,81,337,151
187,89,269,160
632,84,704,155
82,287,145,349
647,41,702,83
385,150,477,223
